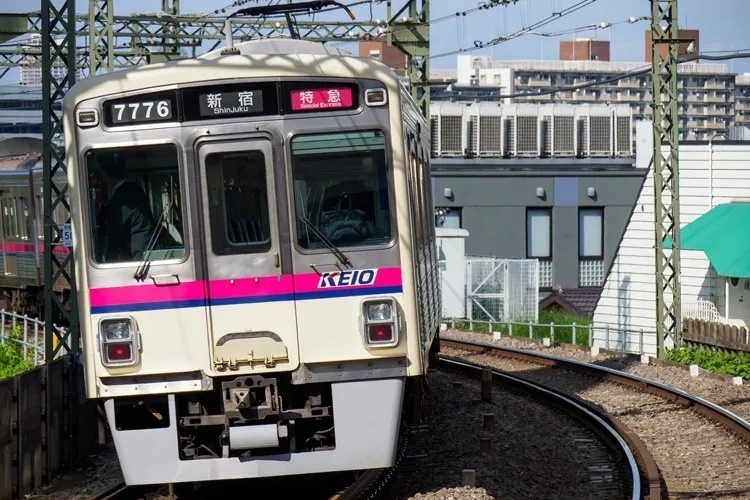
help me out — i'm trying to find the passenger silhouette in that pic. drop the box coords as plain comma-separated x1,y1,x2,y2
98,156,156,262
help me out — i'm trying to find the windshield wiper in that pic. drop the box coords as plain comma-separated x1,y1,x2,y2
298,216,352,268
133,201,172,281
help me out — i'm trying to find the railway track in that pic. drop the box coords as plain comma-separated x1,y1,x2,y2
441,336,750,500
437,354,646,499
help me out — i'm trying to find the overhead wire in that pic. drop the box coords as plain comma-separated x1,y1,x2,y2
429,0,601,59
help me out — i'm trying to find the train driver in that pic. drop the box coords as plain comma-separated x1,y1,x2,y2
97,155,157,262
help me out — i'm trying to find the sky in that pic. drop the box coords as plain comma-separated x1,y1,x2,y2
2,0,750,86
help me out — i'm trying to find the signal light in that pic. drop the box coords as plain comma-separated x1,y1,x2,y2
368,324,393,343
107,343,132,361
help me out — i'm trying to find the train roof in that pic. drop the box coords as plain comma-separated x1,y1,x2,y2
62,38,401,112
0,135,42,171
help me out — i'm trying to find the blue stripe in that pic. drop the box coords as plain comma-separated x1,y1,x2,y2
91,298,208,315
209,293,296,307
89,285,403,315
295,285,403,301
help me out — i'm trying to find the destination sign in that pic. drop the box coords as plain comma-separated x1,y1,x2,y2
289,87,354,112
198,89,264,118
104,92,178,127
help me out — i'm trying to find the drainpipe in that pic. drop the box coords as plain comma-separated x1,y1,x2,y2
709,132,727,210
709,132,728,318
725,280,730,320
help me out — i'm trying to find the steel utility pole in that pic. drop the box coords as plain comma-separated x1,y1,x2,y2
35,0,430,360
42,1,78,360
650,0,681,358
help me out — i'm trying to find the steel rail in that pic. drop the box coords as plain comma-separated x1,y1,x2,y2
440,337,750,443
437,353,644,500
441,336,750,498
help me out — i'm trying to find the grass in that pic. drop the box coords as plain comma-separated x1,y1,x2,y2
448,307,592,347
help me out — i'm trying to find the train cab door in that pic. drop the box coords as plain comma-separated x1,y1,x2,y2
195,137,300,374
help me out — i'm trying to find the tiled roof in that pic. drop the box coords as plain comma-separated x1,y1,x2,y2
538,287,603,319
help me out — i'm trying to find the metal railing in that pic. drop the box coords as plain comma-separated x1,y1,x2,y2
445,317,656,356
0,310,49,366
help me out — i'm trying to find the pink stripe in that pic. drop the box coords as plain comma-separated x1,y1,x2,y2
89,280,207,307
89,267,404,307
207,275,294,299
0,242,70,256
293,266,402,293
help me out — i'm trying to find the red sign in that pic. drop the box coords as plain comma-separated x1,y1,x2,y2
290,87,354,111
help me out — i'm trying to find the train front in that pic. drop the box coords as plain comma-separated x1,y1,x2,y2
64,54,428,486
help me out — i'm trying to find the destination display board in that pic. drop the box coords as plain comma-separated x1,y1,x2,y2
283,82,359,114
181,82,278,121
289,87,354,111
101,81,363,128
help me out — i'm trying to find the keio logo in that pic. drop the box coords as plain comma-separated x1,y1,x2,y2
317,269,378,288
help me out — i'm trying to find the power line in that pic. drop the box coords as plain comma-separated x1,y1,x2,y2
429,0,600,59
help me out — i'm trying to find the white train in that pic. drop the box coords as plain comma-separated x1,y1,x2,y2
62,38,440,486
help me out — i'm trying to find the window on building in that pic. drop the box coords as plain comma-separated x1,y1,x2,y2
526,208,552,288
579,207,604,287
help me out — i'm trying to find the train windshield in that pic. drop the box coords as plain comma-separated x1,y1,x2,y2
291,130,392,249
204,150,271,255
84,144,185,264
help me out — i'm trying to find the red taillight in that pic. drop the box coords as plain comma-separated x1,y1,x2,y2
107,343,132,361
368,324,393,343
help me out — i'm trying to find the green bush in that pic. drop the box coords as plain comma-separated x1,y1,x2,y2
0,328,34,380
665,347,750,380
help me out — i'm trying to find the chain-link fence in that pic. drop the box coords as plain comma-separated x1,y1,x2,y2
439,256,540,323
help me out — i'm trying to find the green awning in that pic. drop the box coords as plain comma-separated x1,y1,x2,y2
664,202,750,278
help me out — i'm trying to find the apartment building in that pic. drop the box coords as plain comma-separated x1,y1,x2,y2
735,74,750,128
446,54,735,141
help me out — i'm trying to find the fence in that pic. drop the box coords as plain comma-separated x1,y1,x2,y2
0,311,46,367
683,299,724,323
0,310,70,367
0,354,97,500
445,318,657,356
440,256,539,323
683,318,750,353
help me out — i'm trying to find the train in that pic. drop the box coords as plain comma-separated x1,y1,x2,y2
0,135,69,317
61,38,441,486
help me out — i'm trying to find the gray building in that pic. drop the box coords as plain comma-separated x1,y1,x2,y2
432,158,645,293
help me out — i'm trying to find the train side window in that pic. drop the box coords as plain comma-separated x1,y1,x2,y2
85,144,185,264
2,198,17,239
18,198,29,240
205,151,271,255
291,130,392,249
35,195,43,239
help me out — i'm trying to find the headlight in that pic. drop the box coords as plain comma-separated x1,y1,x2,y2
103,320,132,341
366,302,393,322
